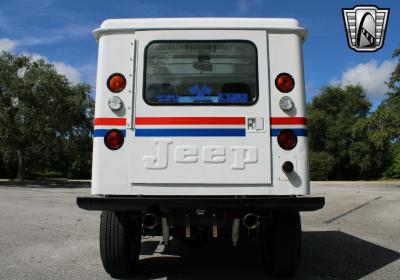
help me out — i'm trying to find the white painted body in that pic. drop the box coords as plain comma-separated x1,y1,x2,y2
92,18,309,196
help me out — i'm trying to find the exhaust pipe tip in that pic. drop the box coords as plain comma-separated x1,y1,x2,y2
242,213,259,230
143,213,158,229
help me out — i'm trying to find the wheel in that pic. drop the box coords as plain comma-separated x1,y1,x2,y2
261,211,301,278
100,211,142,277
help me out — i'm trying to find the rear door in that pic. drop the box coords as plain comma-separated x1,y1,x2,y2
129,30,271,184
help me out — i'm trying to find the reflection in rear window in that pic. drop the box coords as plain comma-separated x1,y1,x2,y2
144,41,258,105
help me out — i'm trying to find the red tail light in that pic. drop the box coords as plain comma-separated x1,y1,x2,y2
277,129,297,150
104,129,124,150
107,73,126,93
275,73,295,93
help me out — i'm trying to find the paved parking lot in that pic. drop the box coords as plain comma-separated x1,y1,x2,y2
0,181,399,279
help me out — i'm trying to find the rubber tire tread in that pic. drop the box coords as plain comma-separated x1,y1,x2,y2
100,211,140,277
263,211,301,278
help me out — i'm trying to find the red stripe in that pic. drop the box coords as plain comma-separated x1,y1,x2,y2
94,118,126,126
95,117,305,126
135,117,246,125
270,117,307,125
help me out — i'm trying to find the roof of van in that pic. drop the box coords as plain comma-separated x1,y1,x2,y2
94,18,307,40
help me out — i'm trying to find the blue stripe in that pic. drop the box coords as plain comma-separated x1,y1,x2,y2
93,128,306,137
135,128,246,137
93,129,126,137
271,128,308,137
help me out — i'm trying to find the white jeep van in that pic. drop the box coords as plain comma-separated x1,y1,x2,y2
77,18,325,278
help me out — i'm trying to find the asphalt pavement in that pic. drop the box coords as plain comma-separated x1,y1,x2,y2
0,181,399,280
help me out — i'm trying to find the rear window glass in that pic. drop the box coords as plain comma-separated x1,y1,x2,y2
144,41,258,105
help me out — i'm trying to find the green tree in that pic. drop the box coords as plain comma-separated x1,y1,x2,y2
383,143,400,179
367,46,400,178
0,52,93,180
307,85,383,180
309,151,335,181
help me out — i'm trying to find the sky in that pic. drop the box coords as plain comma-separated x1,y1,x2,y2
0,0,399,108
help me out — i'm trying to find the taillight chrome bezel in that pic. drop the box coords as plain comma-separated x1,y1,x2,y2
279,96,294,111
108,96,123,111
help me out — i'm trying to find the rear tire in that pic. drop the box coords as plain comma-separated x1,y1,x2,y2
100,211,142,277
262,211,301,278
